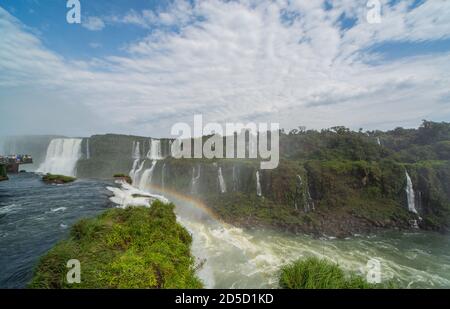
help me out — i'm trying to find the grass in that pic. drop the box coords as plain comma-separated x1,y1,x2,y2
29,200,203,289
42,173,76,184
279,257,392,289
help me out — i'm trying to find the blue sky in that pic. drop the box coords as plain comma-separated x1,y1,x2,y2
0,0,449,137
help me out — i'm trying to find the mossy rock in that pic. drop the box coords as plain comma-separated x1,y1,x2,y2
42,174,76,184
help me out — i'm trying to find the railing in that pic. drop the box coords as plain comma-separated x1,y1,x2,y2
0,155,33,165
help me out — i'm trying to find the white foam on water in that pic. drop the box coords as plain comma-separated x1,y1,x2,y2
50,207,67,212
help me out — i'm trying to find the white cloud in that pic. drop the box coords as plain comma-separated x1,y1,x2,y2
82,16,105,31
0,0,449,137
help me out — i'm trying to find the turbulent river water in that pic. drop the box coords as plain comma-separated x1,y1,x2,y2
1,173,450,288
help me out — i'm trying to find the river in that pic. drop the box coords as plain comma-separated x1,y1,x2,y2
1,173,450,288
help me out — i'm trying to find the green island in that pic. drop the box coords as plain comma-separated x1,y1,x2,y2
42,173,76,184
113,173,132,184
279,257,394,289
29,200,203,289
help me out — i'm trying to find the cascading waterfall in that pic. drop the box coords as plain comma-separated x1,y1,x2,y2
405,170,422,227
161,163,166,189
376,137,381,146
139,160,157,190
218,167,227,194
191,166,201,194
307,185,315,211
129,141,141,180
232,165,239,191
147,139,163,160
256,171,262,197
132,160,146,185
37,138,82,177
132,141,141,159
86,139,90,159
405,170,419,215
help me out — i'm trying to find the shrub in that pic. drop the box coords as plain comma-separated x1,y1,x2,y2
279,257,386,289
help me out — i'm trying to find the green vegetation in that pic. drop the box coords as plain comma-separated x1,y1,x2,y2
113,173,132,184
72,120,450,236
0,164,8,181
42,173,76,184
279,257,390,289
29,201,203,289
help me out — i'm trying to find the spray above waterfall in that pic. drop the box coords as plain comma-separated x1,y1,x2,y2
37,138,82,177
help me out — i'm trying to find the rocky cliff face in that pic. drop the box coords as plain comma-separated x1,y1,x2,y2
5,121,449,237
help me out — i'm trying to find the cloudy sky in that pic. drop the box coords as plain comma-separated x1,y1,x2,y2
0,0,449,137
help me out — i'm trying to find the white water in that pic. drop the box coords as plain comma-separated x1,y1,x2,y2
256,171,262,197
138,160,157,190
132,160,146,185
129,159,140,180
86,139,90,159
132,141,140,159
377,137,381,146
147,139,163,160
405,171,419,215
107,181,450,289
161,163,166,189
107,181,169,208
37,138,82,177
191,166,201,194
307,185,315,211
232,166,238,191
218,167,226,194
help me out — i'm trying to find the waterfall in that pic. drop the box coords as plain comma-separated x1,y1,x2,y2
405,171,419,215
129,159,139,180
294,175,313,212
139,160,157,190
295,175,302,211
376,137,381,146
161,163,166,189
37,138,82,177
256,171,262,197
218,167,227,194
86,139,90,159
307,185,315,211
129,141,141,181
132,141,140,159
232,165,239,191
147,139,163,160
191,166,201,194
132,160,146,185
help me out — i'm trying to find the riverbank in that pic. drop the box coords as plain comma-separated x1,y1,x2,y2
0,164,7,181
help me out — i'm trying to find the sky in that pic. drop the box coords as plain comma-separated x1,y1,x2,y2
0,0,449,138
